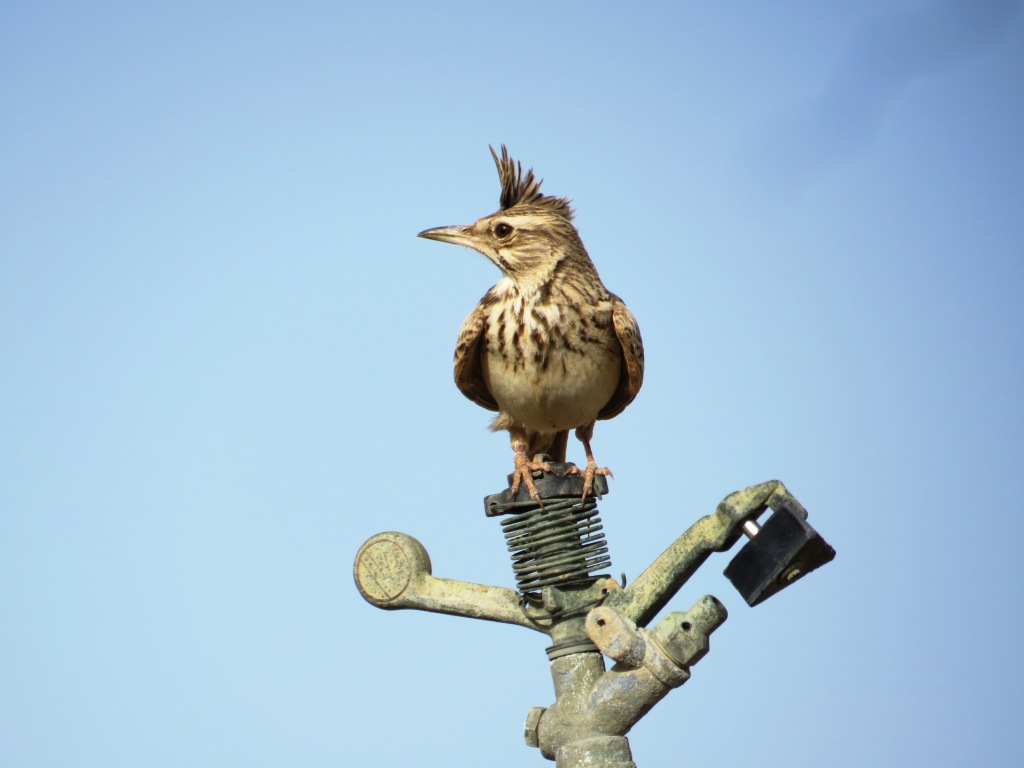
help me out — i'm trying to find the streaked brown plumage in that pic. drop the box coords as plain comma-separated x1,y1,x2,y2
418,146,644,501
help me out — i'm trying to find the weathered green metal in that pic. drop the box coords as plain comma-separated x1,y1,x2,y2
353,475,832,768
528,596,728,768
354,531,537,629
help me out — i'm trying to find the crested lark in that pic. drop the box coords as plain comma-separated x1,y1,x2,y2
418,146,644,502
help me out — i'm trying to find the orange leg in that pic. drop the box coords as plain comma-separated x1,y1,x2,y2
567,422,613,499
509,429,555,504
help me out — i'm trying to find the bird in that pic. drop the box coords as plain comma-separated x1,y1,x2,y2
418,146,644,503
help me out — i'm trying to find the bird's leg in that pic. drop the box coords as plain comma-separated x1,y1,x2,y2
509,429,555,504
567,422,613,499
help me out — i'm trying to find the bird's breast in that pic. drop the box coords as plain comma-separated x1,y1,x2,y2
481,298,620,431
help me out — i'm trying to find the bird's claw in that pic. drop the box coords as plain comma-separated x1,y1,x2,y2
566,460,613,500
510,452,555,505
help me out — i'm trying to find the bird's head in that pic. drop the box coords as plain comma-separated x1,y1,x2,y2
418,146,589,289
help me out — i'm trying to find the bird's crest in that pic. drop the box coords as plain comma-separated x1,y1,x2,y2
490,145,574,221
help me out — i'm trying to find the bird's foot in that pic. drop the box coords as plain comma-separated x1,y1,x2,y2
566,460,614,500
510,452,555,504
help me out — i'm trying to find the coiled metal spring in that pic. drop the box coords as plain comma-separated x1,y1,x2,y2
490,495,612,599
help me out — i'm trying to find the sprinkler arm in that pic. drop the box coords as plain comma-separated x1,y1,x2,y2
354,531,542,631
603,479,805,626
354,481,805,633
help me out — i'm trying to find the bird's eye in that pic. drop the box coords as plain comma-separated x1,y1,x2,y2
494,222,514,238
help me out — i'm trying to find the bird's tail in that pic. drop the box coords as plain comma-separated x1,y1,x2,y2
490,413,569,463
531,430,568,463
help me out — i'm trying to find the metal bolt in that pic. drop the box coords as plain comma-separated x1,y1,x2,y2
524,706,546,748
780,563,804,583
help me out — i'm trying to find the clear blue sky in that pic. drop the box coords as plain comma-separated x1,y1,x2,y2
2,2,1022,766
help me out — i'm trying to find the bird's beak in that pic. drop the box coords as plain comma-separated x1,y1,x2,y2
417,224,474,246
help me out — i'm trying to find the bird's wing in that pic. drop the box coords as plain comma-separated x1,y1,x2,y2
598,294,645,420
454,302,499,412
